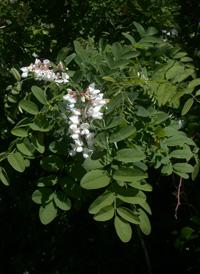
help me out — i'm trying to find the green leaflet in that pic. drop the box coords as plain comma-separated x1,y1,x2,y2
0,167,10,186
110,183,146,204
11,127,29,137
39,201,57,225
7,152,25,173
31,86,46,104
16,138,35,156
165,135,196,147
181,98,194,116
36,175,58,187
110,126,136,143
173,163,194,173
89,192,115,214
169,150,193,161
128,181,153,192
80,170,110,190
117,207,140,224
93,205,114,222
19,100,39,115
82,151,112,170
32,187,54,204
40,155,64,172
188,78,200,89
177,69,194,83
56,47,70,62
113,167,148,182
10,68,21,81
138,208,151,235
31,135,45,153
54,191,71,211
114,216,132,243
114,148,146,163
166,65,183,80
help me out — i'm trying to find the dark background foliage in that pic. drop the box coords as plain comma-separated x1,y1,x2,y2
0,0,200,273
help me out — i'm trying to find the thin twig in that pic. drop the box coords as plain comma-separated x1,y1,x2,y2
175,176,183,219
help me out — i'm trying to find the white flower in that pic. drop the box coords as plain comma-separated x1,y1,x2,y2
63,94,77,104
62,72,69,83
83,148,93,159
69,124,80,134
93,93,107,106
71,133,80,140
74,139,84,152
43,59,50,65
69,116,80,125
88,106,103,120
21,72,28,78
71,108,81,116
86,132,95,147
80,123,90,135
35,58,41,65
88,83,100,97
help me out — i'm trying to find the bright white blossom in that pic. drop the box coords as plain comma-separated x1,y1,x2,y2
63,83,108,158
20,58,69,83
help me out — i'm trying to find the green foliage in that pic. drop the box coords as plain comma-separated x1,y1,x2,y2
1,7,199,250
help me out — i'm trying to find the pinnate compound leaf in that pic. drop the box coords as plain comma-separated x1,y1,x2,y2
93,205,114,222
117,207,140,224
32,188,54,204
89,192,115,214
114,148,146,163
7,152,25,172
114,216,132,243
138,208,151,235
181,98,194,116
31,86,46,104
80,170,110,190
54,191,71,211
39,201,57,225
19,100,39,115
0,167,10,186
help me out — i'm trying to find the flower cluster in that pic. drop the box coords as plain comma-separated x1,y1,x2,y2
63,83,107,158
20,58,69,83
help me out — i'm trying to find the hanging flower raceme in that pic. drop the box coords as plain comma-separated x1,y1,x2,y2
20,58,69,83
63,83,108,158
